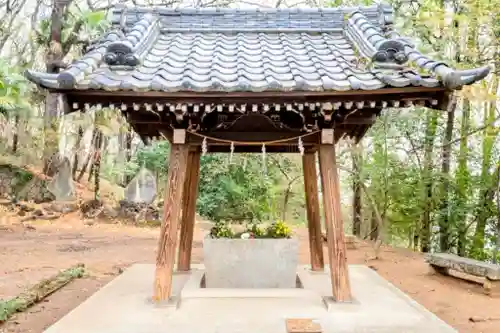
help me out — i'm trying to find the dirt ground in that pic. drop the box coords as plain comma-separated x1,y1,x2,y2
1,219,500,333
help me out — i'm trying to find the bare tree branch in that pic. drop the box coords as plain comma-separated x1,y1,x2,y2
0,0,27,52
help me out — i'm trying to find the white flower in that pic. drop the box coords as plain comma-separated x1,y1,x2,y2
241,232,250,239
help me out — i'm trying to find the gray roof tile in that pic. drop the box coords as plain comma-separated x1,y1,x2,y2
25,3,491,93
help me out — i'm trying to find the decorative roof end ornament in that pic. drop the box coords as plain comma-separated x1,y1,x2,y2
103,13,160,67
104,41,140,66
372,39,408,68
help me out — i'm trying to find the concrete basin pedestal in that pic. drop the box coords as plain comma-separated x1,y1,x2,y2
203,237,299,288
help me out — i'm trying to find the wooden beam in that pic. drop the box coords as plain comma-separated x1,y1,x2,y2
318,144,352,302
177,149,201,272
123,114,377,126
67,86,446,99
302,151,325,271
153,143,190,302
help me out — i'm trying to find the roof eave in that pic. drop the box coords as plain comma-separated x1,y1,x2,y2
24,70,60,90
346,11,492,90
440,65,492,89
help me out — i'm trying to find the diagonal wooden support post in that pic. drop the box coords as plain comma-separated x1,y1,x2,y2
302,150,325,271
177,148,201,272
153,143,189,302
318,140,352,302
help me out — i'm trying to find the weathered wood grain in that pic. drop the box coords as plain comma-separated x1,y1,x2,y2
318,144,352,302
302,151,324,271
153,144,189,301
285,318,322,333
177,149,201,272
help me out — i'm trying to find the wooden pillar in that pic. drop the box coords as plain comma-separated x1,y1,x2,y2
318,141,352,302
177,149,201,271
302,151,325,271
153,143,189,302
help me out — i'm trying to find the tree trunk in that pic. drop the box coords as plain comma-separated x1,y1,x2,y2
43,94,61,176
438,95,457,252
94,131,103,201
124,129,133,185
408,227,414,249
420,110,439,253
72,126,84,179
76,128,98,182
472,77,498,257
493,165,500,264
369,209,379,241
282,184,291,222
12,114,19,153
43,0,73,176
88,158,95,182
88,129,103,183
281,177,299,222
413,224,420,251
455,99,471,256
351,144,363,237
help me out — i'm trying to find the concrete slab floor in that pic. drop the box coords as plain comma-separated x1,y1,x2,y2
44,264,457,333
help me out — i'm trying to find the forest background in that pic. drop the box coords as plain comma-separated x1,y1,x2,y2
0,0,498,261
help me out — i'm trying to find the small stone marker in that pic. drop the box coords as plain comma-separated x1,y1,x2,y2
47,157,75,201
285,318,322,333
124,167,157,204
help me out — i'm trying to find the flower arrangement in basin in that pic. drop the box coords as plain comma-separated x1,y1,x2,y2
203,221,299,288
208,220,293,239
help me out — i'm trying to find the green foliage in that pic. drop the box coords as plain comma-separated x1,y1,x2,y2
124,141,170,180
265,221,293,239
197,154,281,223
121,144,301,226
35,9,109,48
0,164,34,197
11,169,34,191
247,222,265,238
209,221,234,238
0,265,84,323
0,298,24,322
327,0,373,6
0,60,31,116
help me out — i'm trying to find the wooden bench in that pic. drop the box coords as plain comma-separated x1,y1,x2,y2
425,252,500,296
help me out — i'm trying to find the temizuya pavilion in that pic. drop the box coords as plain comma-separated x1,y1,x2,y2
26,3,490,303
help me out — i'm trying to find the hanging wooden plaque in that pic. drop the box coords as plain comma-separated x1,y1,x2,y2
321,129,334,144
173,129,186,144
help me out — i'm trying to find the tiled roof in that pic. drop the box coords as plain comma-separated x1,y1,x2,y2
25,3,491,93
